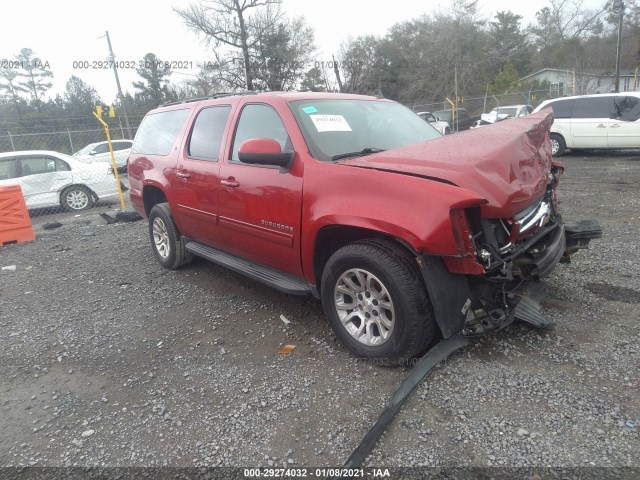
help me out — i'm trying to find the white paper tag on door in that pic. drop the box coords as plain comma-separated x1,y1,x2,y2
310,114,352,132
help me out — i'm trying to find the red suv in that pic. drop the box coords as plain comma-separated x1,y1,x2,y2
128,92,599,362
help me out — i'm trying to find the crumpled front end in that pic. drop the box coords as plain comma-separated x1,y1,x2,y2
435,174,602,336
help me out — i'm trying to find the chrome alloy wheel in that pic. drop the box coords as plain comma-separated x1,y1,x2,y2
152,217,170,259
333,268,395,346
66,189,89,210
550,137,559,156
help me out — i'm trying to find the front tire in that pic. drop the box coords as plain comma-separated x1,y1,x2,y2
148,203,192,270
321,239,436,362
61,186,94,212
550,133,566,157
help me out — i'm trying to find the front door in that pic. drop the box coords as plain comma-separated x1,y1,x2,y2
171,105,232,245
217,103,303,277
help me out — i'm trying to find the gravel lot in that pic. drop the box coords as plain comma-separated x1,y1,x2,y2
1,151,639,471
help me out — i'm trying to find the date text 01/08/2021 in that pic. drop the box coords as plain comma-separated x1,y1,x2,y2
243,468,391,478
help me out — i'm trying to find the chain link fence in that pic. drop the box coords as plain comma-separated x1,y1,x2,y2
0,88,561,222
0,127,138,220
407,88,560,118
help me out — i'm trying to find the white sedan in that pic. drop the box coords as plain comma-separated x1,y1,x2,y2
73,139,133,171
0,150,121,211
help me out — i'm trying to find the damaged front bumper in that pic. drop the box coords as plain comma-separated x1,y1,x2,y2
416,217,602,339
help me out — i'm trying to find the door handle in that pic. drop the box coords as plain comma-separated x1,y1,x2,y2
176,171,191,179
221,177,239,188
597,124,606,128
610,124,620,128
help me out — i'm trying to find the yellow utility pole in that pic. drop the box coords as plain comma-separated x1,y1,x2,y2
92,109,126,210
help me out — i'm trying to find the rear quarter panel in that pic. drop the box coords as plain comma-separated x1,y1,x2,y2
128,105,197,220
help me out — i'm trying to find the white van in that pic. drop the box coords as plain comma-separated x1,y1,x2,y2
533,93,640,156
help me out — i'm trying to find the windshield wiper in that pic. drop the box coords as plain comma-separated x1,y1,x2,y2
331,148,386,161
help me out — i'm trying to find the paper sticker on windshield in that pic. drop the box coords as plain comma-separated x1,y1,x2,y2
310,114,352,132
302,106,318,114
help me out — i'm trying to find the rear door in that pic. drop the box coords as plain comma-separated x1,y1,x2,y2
172,105,232,246
570,97,615,148
217,102,304,276
609,96,640,148
17,155,73,208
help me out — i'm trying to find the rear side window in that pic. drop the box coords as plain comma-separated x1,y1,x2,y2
572,97,615,119
92,143,109,154
132,109,190,156
188,106,231,161
0,158,17,180
111,141,132,151
617,96,640,121
544,99,574,118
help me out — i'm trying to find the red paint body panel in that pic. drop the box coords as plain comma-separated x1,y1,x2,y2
341,111,555,218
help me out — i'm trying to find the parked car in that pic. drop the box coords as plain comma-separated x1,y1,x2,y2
129,92,599,362
432,107,473,131
74,140,133,171
416,111,450,135
532,93,640,156
472,104,534,128
0,150,120,211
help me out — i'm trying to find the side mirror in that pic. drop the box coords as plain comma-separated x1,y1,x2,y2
89,150,97,155
238,138,294,169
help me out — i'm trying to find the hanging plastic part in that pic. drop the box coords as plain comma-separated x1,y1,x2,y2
338,335,470,473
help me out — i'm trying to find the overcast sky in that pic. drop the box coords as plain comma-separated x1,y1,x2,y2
0,0,606,102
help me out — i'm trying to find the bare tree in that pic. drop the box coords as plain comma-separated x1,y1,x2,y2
338,35,381,94
175,0,283,90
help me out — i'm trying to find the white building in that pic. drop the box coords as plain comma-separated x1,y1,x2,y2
520,68,638,96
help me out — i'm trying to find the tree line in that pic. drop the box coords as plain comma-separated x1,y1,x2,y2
1,0,638,135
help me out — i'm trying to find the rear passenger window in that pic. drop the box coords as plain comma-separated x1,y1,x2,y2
188,106,231,161
572,97,615,119
132,109,190,156
545,99,574,118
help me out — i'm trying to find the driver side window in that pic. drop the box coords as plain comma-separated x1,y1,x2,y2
231,104,291,163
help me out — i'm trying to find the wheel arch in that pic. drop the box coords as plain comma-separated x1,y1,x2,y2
312,224,419,294
143,183,169,217
312,224,471,340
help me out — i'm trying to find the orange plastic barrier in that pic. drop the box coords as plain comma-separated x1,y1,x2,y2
0,185,35,246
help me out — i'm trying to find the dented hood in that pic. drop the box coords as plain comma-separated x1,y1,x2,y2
341,111,555,218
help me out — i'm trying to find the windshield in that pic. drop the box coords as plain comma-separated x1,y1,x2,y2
433,110,452,122
73,144,95,156
494,107,518,116
289,99,441,161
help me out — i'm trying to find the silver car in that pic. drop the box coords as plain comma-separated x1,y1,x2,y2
0,150,121,211
73,140,133,171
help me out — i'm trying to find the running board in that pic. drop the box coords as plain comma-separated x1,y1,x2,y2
184,240,314,296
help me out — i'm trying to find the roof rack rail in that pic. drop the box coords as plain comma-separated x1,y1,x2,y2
159,91,258,107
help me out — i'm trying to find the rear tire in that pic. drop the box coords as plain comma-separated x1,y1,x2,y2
60,186,94,212
550,133,566,157
148,203,192,270
321,239,436,363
